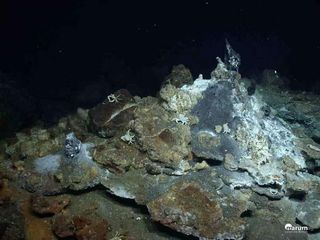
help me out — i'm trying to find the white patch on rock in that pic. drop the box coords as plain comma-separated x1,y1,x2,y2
80,143,95,162
181,78,213,96
171,160,192,175
233,93,306,188
109,186,135,199
35,154,61,174
308,144,320,152
34,142,96,174
229,172,254,190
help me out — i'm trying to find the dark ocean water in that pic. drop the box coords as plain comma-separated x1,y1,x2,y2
1,0,320,135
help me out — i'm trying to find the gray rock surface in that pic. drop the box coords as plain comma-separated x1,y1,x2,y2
296,192,320,230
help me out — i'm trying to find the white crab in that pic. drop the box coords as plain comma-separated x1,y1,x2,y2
110,231,125,240
223,123,231,134
104,93,121,104
173,114,189,125
121,129,135,144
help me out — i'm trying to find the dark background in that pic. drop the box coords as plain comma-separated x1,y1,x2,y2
0,0,320,136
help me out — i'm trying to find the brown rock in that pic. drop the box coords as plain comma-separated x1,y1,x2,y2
163,64,193,88
24,171,65,195
52,214,75,238
147,181,223,238
4,127,62,162
0,179,18,204
89,89,136,137
52,214,108,240
133,100,191,167
93,141,147,173
0,201,27,240
12,160,25,171
31,195,71,216
20,197,55,240
0,172,3,189
74,216,108,240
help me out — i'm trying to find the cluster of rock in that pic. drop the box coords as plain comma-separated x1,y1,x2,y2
1,43,320,239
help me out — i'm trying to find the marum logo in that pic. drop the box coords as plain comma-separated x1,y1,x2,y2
285,223,308,232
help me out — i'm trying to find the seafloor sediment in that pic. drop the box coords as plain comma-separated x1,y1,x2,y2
1,49,320,240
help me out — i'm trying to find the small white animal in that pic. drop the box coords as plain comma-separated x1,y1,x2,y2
103,93,121,104
121,129,135,144
223,123,231,134
173,114,189,125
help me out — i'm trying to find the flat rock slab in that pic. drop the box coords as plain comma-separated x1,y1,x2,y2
147,181,223,238
100,167,249,239
147,181,246,239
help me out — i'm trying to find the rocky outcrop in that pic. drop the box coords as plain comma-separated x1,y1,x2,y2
89,89,135,138
2,42,320,239
147,181,246,239
163,64,193,88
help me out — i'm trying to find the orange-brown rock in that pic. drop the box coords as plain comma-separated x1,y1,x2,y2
20,196,55,240
89,89,135,138
52,214,75,238
147,181,223,238
31,195,71,216
52,214,109,240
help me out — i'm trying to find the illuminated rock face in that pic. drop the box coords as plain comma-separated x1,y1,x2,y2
147,181,246,240
191,80,240,162
186,56,308,200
